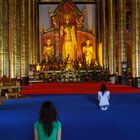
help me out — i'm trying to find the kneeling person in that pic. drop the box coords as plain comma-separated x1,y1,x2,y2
98,84,110,110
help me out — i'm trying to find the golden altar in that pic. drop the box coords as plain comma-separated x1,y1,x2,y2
40,0,96,71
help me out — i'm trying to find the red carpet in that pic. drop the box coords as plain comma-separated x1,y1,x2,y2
20,82,140,94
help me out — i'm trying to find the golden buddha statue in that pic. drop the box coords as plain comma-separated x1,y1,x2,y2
43,39,54,63
83,40,93,66
36,63,41,71
65,55,74,71
60,13,77,63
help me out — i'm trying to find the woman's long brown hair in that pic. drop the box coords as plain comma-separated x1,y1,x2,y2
39,101,57,137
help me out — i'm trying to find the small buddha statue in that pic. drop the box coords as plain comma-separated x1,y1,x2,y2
65,55,74,71
43,39,54,63
36,63,41,71
83,40,93,66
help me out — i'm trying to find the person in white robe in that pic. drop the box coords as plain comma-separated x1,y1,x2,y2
98,84,110,110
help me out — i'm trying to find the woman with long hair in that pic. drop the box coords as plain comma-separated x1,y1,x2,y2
34,101,61,140
98,84,110,110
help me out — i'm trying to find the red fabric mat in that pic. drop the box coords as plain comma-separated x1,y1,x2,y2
20,82,140,94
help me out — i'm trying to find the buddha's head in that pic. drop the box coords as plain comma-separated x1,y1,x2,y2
46,39,51,45
64,13,70,23
86,40,90,45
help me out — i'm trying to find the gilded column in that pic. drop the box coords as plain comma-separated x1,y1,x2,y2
107,0,116,74
32,0,38,64
97,1,103,68
132,0,140,88
8,0,18,78
28,0,39,64
20,0,28,78
8,0,21,78
35,0,39,62
117,0,127,77
2,0,9,77
101,0,108,69
28,0,33,64
97,1,101,43
0,0,4,77
15,0,21,78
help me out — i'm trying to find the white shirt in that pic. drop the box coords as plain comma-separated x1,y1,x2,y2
98,91,110,106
